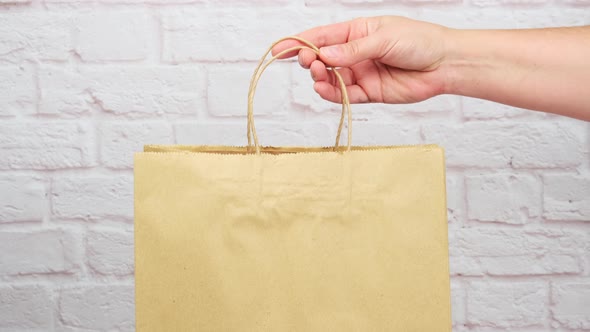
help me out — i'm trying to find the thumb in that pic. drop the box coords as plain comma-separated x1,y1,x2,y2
318,35,383,67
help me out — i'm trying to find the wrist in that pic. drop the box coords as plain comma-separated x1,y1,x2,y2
438,28,493,97
439,28,466,96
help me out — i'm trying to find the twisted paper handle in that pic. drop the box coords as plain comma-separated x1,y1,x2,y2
247,36,352,154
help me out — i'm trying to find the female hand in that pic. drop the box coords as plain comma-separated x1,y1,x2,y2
272,16,450,104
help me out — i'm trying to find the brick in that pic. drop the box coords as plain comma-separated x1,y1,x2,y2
348,122,421,146
38,66,92,116
96,0,280,2
467,281,547,328
450,227,585,276
0,229,80,275
87,229,133,276
0,66,35,116
99,0,200,3
0,4,588,332
329,8,414,24
422,121,585,168
100,122,173,169
543,174,590,221
0,286,53,330
52,175,133,221
417,8,590,29
84,64,207,117
480,254,580,276
446,173,464,223
451,281,466,326
471,0,548,6
562,0,590,4
466,173,541,224
451,227,587,257
402,0,460,3
0,13,71,62
417,9,516,29
162,8,324,62
256,122,336,147
0,122,94,170
510,8,590,27
39,65,205,117
306,0,383,4
0,175,46,223
98,0,272,2
462,97,533,120
59,285,134,331
449,326,469,332
449,255,483,276
176,121,338,148
75,12,149,61
551,282,590,329
208,63,289,117
175,122,245,146
450,254,580,277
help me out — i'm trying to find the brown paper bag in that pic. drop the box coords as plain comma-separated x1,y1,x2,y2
134,37,451,331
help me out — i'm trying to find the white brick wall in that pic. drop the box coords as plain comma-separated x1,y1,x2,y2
0,1,588,331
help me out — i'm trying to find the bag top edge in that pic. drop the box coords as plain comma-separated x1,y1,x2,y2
139,144,443,155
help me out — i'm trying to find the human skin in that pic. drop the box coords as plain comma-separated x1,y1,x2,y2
272,16,590,121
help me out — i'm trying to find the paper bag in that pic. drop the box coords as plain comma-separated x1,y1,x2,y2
134,37,451,331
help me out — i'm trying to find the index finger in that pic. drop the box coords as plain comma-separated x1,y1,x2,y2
271,20,355,59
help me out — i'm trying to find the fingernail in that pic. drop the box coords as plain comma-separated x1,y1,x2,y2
299,58,309,69
321,46,341,58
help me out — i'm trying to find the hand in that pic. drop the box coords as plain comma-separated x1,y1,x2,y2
272,16,450,104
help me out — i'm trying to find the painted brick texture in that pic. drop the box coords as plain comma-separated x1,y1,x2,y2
0,0,589,331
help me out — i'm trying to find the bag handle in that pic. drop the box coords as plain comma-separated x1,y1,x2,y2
247,36,352,155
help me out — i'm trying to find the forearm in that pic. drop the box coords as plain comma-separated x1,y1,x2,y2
442,26,590,120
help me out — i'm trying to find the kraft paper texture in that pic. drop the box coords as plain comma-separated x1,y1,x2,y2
134,144,451,331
